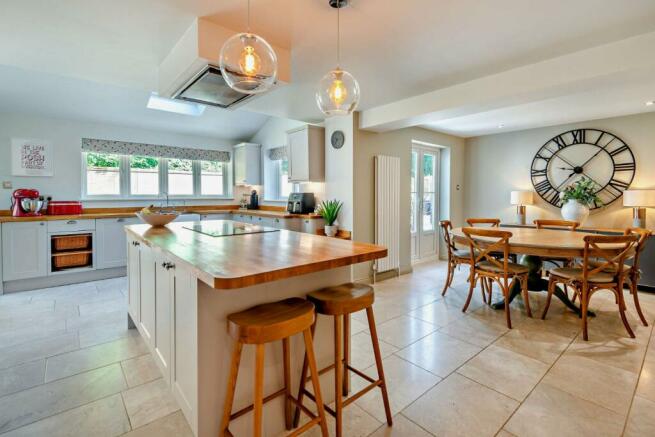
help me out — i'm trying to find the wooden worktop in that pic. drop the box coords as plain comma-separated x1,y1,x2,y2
125,222,386,289
0,205,322,223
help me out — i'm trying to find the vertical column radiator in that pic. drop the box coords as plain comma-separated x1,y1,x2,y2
374,155,400,276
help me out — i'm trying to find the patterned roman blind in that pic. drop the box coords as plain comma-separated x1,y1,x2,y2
268,146,288,161
81,138,231,162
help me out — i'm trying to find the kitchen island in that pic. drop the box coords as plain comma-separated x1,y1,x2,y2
124,221,386,437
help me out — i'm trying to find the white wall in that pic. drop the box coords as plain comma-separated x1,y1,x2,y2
0,112,236,208
465,112,655,229
324,115,354,231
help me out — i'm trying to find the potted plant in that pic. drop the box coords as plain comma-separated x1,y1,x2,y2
317,199,343,237
559,177,600,224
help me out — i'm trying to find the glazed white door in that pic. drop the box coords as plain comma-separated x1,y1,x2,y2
411,147,440,260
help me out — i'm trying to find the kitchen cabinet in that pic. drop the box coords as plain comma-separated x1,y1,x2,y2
201,213,231,221
287,125,325,182
139,244,156,349
233,143,261,186
127,237,141,326
302,218,325,235
153,253,173,383
47,219,95,233
2,221,47,281
97,217,140,269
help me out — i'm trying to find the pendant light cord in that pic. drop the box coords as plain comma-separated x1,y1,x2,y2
247,0,251,33
336,3,341,68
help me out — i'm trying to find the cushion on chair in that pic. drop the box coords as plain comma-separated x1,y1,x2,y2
549,267,615,283
453,248,478,258
476,260,529,275
587,259,632,273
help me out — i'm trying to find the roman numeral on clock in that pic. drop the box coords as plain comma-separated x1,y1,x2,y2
531,169,547,177
534,179,552,193
551,135,568,150
607,178,630,195
614,162,635,172
609,144,629,157
571,129,586,144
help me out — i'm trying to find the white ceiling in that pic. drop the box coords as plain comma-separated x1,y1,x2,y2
1,0,655,137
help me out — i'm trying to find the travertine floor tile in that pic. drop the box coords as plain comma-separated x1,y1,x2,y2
541,353,639,415
636,352,655,403
122,378,180,429
1,393,130,437
624,395,655,437
301,401,382,437
565,333,647,374
439,315,508,348
494,325,573,364
352,355,441,423
373,316,436,348
395,331,481,377
407,300,465,327
0,359,45,397
403,373,518,437
350,331,398,371
121,354,161,388
0,332,78,370
367,414,432,437
505,383,625,437
0,364,126,433
78,320,134,348
45,332,146,382
122,411,193,437
458,344,549,401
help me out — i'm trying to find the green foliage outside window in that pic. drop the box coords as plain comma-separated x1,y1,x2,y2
201,161,222,172
168,158,192,172
86,152,119,168
130,156,159,169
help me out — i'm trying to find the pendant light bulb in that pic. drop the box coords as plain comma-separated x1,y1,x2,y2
219,1,277,94
316,0,360,116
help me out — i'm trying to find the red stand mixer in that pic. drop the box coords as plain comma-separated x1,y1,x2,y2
10,189,44,217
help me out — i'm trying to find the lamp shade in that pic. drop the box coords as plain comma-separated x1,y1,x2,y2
510,191,534,205
623,190,655,207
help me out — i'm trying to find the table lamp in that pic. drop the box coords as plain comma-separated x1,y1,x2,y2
510,191,534,225
623,190,655,228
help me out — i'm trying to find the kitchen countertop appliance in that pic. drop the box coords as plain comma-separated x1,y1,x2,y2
47,201,83,216
10,189,44,217
287,192,315,214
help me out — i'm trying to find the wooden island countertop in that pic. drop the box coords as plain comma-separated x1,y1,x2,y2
125,221,386,289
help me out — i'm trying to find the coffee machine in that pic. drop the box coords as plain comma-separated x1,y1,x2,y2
11,189,44,217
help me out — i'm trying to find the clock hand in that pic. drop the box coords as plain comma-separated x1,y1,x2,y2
555,172,577,191
576,138,616,170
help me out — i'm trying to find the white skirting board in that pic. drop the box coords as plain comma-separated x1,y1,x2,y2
374,155,400,274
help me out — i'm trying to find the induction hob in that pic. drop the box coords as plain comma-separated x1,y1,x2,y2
183,222,280,237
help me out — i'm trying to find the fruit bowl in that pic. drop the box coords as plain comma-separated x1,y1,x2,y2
136,208,179,227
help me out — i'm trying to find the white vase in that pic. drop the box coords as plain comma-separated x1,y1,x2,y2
324,225,338,237
561,199,589,225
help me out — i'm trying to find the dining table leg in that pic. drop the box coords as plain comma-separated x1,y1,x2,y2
490,255,596,317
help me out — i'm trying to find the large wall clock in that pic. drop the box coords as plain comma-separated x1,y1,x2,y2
530,128,635,209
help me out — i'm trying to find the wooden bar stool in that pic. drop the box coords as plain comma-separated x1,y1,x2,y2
220,298,329,437
293,283,392,436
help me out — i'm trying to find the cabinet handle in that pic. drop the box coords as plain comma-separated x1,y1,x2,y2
67,220,77,225
275,218,280,223
40,222,45,226
117,218,125,223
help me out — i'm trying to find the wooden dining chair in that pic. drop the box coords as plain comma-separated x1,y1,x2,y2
534,219,580,231
541,234,640,341
534,220,580,275
588,228,652,326
466,218,501,227
439,221,491,302
461,227,532,328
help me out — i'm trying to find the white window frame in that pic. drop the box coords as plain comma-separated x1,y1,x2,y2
264,158,294,202
81,152,233,200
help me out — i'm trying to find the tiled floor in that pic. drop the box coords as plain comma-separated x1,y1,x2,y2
1,261,655,436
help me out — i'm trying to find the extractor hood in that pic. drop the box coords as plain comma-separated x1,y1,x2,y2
158,19,291,110
173,65,253,109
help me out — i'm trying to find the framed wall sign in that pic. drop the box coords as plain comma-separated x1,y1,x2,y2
11,138,54,177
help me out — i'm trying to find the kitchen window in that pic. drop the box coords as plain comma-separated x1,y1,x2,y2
82,152,231,199
85,152,122,196
264,158,293,201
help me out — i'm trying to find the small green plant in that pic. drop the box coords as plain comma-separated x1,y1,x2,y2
559,177,601,207
317,199,343,226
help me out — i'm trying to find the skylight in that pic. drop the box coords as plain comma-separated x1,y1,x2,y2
146,93,206,116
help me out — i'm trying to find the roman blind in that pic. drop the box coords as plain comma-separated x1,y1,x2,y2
81,138,231,162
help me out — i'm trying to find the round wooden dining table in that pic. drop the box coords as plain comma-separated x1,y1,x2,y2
450,227,626,315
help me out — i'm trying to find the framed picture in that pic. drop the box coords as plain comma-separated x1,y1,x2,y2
11,138,54,176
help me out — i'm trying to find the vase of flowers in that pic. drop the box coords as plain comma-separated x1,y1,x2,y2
317,199,343,237
559,177,600,225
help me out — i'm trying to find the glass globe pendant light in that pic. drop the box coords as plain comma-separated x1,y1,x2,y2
316,0,360,116
219,0,277,94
